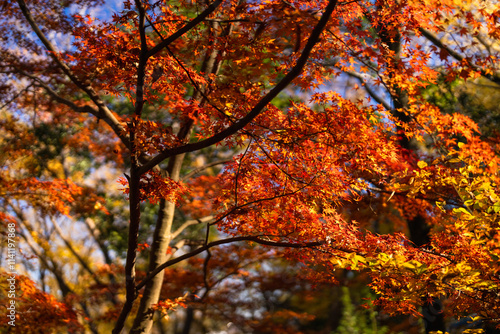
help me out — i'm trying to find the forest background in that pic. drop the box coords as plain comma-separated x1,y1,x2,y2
1,0,500,333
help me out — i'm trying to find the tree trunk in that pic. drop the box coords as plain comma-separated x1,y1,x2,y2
181,307,195,334
130,154,186,334
374,10,446,333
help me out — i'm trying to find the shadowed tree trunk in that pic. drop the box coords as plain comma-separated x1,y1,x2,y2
377,20,447,334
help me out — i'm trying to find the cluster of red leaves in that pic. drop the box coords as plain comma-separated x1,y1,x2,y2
180,175,220,218
151,295,187,320
0,273,83,333
126,118,181,156
214,92,399,240
118,171,187,205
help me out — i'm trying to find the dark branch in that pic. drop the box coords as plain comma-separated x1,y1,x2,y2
146,0,224,58
136,236,323,291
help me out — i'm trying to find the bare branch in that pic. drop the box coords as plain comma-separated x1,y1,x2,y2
10,207,99,333
0,83,34,111
181,160,231,180
52,219,104,286
136,236,324,291
16,69,130,147
171,216,215,240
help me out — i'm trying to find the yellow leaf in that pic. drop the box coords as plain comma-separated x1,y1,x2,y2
417,160,428,169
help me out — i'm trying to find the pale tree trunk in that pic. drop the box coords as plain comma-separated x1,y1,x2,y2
130,155,186,334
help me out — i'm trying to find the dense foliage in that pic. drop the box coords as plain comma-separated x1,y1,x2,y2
1,0,499,333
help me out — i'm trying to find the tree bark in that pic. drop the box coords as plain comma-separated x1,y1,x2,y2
130,155,186,334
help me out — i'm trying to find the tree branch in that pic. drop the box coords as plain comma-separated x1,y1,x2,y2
10,206,99,333
136,236,323,291
52,219,102,285
134,0,148,117
345,71,392,110
0,82,34,111
181,160,231,180
117,3,151,330
16,69,130,148
171,216,214,240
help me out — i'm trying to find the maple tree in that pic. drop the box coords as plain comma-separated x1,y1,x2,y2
1,0,500,333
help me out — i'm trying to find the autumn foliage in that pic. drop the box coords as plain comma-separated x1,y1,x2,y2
1,0,500,333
